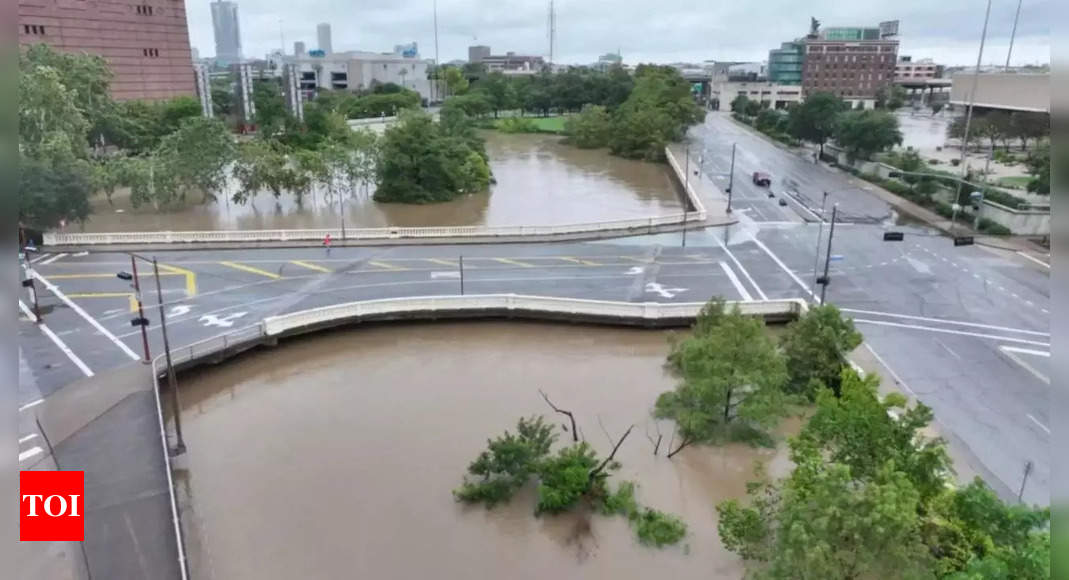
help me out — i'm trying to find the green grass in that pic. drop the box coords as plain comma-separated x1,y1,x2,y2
493,115,567,134
996,176,1032,189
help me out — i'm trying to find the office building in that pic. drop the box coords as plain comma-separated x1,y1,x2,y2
768,41,803,84
317,23,333,54
287,51,431,102
294,41,306,57
711,81,802,111
727,62,766,81
895,56,943,80
18,0,196,101
949,73,1049,114
593,52,622,71
211,0,242,65
800,20,899,108
468,45,491,63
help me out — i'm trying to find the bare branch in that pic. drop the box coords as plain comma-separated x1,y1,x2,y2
591,425,634,477
597,415,615,448
654,434,662,456
667,436,691,459
539,389,578,443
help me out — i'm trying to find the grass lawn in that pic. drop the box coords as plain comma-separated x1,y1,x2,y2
997,175,1032,189
491,115,568,134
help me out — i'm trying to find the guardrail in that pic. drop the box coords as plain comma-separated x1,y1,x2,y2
43,147,707,247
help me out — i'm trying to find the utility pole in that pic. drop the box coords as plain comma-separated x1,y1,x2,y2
726,143,736,213
1018,460,1033,502
154,258,185,456
812,191,829,292
954,0,993,205
130,256,151,363
547,0,556,66
433,0,440,102
683,144,690,247
459,255,465,295
1006,0,1023,70
818,204,839,304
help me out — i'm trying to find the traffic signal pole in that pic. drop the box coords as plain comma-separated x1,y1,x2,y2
130,256,151,363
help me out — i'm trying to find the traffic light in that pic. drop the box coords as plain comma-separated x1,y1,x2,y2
130,317,149,327
953,236,975,247
883,231,905,241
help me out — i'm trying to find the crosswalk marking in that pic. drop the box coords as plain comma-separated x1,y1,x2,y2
220,261,282,279
290,260,332,273
493,257,534,268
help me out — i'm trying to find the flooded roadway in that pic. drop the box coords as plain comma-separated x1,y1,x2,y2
75,132,683,232
175,321,797,580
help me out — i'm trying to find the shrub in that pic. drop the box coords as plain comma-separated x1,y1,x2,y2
599,481,639,519
496,117,539,134
635,509,687,547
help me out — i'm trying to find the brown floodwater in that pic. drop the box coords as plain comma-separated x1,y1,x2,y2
174,321,799,580
72,132,683,232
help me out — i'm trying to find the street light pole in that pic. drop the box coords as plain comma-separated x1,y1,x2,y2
459,255,465,295
130,256,151,363
153,258,186,456
819,204,839,304
683,144,690,247
726,143,736,213
812,191,829,292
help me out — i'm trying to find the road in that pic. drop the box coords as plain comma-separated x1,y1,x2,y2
14,110,1052,578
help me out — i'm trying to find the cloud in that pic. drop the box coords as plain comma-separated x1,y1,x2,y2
185,0,1051,67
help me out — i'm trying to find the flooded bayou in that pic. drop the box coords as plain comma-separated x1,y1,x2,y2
77,132,684,232
176,321,799,580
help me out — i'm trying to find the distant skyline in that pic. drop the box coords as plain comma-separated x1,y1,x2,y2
184,0,1050,66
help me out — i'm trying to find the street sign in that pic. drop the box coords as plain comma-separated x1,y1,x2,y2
830,255,844,262
953,236,975,247
883,231,905,241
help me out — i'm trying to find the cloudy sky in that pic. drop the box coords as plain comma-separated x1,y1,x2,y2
185,0,1051,67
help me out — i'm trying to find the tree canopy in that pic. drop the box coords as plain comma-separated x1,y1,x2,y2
835,109,903,161
787,92,847,157
779,304,862,398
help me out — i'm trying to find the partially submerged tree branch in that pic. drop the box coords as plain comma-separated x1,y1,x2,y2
591,425,633,477
540,389,578,442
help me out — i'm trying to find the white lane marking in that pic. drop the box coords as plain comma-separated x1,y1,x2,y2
39,253,68,265
72,251,89,257
862,343,916,397
1000,346,1051,357
747,233,815,300
625,266,644,275
839,308,1049,336
712,234,768,300
20,447,44,463
18,300,95,377
169,305,193,317
430,271,460,279
1000,347,1051,385
29,253,52,264
28,269,141,361
1016,251,1050,268
19,399,44,412
19,434,39,444
1027,414,1050,434
719,261,753,301
934,338,961,360
853,319,1050,347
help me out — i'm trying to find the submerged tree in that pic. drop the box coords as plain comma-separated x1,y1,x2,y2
779,303,862,398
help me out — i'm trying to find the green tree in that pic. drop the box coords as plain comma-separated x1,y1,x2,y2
754,109,784,133
154,116,236,204
443,66,469,96
480,72,516,117
835,109,903,161
607,66,703,161
931,102,945,116
1009,112,1049,151
374,111,488,203
564,104,611,148
779,304,862,398
655,299,789,456
232,139,295,203
744,99,763,117
731,94,751,114
1025,143,1050,194
444,92,492,118
454,416,557,507
788,92,846,159
19,155,92,230
252,78,290,136
876,84,908,110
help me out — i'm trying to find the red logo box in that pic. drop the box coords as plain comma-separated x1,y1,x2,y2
20,471,84,541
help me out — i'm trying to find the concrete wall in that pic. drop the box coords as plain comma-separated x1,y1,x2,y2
979,201,1050,235
711,81,802,110
950,73,1049,113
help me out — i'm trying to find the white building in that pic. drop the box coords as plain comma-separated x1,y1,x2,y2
711,81,802,110
286,51,432,102
317,23,333,55
895,56,942,80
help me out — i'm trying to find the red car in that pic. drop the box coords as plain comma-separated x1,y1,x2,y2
752,172,772,187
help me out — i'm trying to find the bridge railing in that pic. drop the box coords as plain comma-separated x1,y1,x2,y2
43,147,707,246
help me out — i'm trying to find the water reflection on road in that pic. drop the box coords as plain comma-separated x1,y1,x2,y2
175,321,798,580
77,132,683,232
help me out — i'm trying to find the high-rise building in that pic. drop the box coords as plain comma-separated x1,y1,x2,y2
211,0,242,65
468,45,491,63
294,41,306,57
317,23,333,54
800,20,899,107
17,0,196,101
768,41,803,84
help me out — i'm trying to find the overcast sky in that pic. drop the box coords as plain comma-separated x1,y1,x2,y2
186,0,1051,67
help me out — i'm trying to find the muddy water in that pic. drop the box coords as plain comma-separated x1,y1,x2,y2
175,321,798,580
75,132,683,232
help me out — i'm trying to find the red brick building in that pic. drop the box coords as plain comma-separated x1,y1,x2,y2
18,0,196,101
801,25,899,108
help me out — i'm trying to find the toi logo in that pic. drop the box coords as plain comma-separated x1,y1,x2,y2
20,471,84,542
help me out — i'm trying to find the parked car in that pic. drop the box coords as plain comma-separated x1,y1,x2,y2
752,172,771,187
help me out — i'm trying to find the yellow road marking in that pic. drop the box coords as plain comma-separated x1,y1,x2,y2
290,260,332,273
558,257,600,266
493,257,534,268
368,260,406,271
67,293,138,313
425,258,458,267
219,261,282,279
621,256,653,263
157,263,198,296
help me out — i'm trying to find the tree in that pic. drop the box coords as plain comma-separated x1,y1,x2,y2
835,109,903,161
232,139,295,203
655,299,789,456
564,104,611,148
443,66,469,96
608,65,703,161
252,78,290,136
876,84,908,110
730,94,751,114
755,109,784,133
717,437,935,579
480,72,515,117
984,111,1014,150
931,102,945,116
1025,143,1050,194
19,155,92,229
744,99,763,117
154,116,236,204
779,304,862,398
454,416,556,507
788,92,846,159
444,92,491,118
374,111,488,203
1009,112,1049,150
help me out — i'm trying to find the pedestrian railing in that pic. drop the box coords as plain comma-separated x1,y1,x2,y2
43,147,708,247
